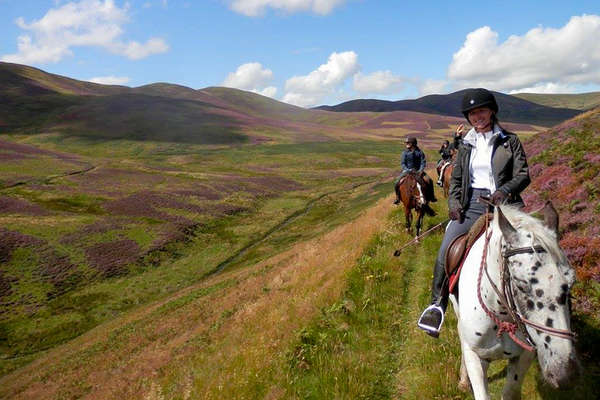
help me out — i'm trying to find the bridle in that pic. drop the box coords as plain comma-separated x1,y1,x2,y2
476,213,577,353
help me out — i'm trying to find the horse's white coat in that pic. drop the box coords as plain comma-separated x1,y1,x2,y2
449,205,578,400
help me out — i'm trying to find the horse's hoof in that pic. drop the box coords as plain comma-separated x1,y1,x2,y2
393,250,401,257
458,380,470,393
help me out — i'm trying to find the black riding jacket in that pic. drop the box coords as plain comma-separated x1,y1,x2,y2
448,127,530,212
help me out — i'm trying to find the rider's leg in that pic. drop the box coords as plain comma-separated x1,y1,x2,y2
393,171,408,204
418,188,489,336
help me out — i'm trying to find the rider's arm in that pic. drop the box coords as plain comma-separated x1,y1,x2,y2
448,149,463,212
401,151,409,171
418,151,426,172
497,136,530,196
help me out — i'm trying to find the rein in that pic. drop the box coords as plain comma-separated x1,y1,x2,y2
476,210,576,353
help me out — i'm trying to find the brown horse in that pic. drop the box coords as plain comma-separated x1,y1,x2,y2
437,149,457,197
394,172,435,236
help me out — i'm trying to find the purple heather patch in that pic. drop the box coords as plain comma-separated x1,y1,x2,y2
0,196,50,216
0,228,45,263
85,239,141,277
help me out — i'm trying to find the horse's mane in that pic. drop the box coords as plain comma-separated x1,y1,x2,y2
496,205,569,267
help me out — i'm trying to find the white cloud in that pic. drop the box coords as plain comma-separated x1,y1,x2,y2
88,75,130,85
1,0,169,64
258,86,278,97
230,0,346,17
222,62,278,98
283,51,359,107
419,79,449,96
448,15,600,93
508,82,575,94
353,70,404,95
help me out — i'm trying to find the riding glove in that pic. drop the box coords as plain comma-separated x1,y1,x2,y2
490,190,508,205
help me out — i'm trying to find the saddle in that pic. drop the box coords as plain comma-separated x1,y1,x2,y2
445,213,492,294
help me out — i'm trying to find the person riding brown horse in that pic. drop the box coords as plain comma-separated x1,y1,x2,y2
394,136,437,205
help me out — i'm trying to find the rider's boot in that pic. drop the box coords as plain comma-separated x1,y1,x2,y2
417,259,448,338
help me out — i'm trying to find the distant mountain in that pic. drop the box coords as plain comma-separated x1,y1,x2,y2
314,90,582,127
512,92,600,111
0,62,319,145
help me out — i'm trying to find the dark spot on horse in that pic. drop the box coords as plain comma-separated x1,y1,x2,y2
527,300,535,310
475,332,482,336
561,284,568,292
545,336,552,343
516,261,522,267
514,374,518,381
546,318,554,328
544,343,549,349
526,234,531,238
557,292,567,305
493,325,498,330
497,300,502,305
536,289,544,297
532,266,538,272
530,278,539,284
500,311,508,315
537,302,544,310
517,285,526,293
549,304,556,311
535,261,541,267
504,351,511,355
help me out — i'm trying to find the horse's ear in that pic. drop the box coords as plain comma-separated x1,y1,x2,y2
541,201,559,236
497,206,518,243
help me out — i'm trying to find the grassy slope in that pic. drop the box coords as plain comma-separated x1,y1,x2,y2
522,107,600,315
0,135,401,376
514,92,600,111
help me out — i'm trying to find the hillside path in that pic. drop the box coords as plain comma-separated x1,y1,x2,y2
0,194,395,399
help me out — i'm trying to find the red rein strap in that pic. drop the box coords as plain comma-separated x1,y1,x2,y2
476,215,536,353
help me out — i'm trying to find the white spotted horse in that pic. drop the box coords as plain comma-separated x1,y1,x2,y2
449,201,579,400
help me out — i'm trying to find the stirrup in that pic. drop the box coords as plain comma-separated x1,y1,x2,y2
417,304,445,338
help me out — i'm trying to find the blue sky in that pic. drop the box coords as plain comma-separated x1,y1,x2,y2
1,0,600,107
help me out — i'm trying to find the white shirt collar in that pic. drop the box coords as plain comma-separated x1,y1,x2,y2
463,124,502,147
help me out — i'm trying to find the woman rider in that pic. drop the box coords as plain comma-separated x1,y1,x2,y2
417,88,530,337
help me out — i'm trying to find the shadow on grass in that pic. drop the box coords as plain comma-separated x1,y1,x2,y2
536,312,600,399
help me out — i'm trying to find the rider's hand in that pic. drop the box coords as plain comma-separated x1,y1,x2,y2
491,190,508,205
449,207,462,222
455,124,464,136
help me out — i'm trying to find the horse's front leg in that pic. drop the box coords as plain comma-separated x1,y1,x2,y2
415,210,423,237
462,342,491,400
502,352,534,400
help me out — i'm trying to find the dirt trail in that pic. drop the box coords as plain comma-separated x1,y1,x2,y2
0,194,395,400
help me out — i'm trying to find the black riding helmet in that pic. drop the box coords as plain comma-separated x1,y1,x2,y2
405,136,417,146
461,88,498,121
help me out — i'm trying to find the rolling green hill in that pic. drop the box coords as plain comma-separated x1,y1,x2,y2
514,92,600,111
